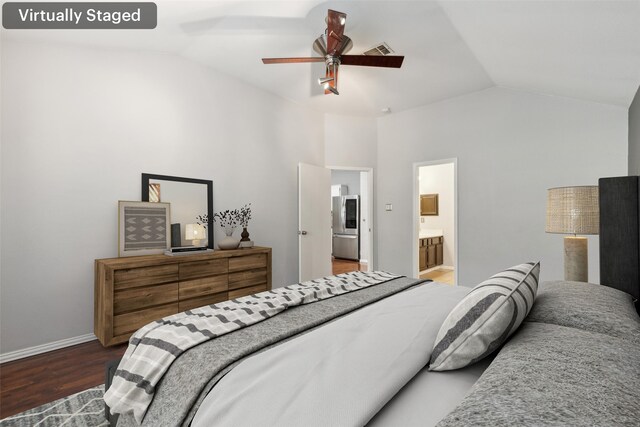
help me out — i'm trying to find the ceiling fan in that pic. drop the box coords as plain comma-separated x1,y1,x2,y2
262,9,404,95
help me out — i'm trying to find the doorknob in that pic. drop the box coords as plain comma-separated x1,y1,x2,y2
298,230,308,235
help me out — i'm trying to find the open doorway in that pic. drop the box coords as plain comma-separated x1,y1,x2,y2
329,167,374,275
413,159,457,285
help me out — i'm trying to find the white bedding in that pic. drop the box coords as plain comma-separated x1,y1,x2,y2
192,282,478,427
368,355,493,426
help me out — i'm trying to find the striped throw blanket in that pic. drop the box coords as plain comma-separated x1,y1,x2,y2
104,270,401,424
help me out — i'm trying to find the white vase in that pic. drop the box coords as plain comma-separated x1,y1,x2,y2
218,226,240,250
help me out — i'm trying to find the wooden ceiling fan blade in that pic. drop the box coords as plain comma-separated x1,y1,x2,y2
326,9,346,55
340,55,404,68
262,57,324,64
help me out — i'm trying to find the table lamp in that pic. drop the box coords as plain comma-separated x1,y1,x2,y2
185,223,206,247
545,186,599,282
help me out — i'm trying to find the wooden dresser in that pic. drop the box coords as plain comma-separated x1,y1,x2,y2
94,247,272,346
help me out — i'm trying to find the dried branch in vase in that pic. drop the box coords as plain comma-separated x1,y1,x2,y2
239,203,252,228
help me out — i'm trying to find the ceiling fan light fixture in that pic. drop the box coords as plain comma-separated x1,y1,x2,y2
321,59,340,95
318,76,334,85
313,34,327,56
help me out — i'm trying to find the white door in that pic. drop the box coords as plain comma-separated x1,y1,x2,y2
298,163,332,281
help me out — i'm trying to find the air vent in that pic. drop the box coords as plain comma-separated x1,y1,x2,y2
363,42,394,56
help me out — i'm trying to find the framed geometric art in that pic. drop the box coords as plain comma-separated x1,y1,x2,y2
118,201,171,257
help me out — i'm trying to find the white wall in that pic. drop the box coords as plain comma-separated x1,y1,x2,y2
419,163,455,267
324,114,377,169
331,170,361,195
0,41,324,354
630,86,640,175
377,87,627,287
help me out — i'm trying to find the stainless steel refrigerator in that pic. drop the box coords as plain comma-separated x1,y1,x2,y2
332,195,360,261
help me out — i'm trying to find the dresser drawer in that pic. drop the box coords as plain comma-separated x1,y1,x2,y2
113,303,178,336
96,247,271,346
114,265,179,290
179,292,228,312
228,284,268,300
228,253,267,272
114,283,178,314
179,259,228,280
228,268,267,290
179,275,228,300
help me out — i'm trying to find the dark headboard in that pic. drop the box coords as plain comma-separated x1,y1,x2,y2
599,176,640,301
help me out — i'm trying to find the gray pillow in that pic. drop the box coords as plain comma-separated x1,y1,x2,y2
429,262,540,371
437,322,640,426
527,280,640,342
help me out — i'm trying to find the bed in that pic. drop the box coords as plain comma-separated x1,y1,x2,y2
106,175,640,427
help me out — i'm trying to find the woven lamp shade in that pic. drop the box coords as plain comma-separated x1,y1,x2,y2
545,186,599,235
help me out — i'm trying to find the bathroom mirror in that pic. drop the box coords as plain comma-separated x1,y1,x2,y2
420,194,439,216
141,173,213,249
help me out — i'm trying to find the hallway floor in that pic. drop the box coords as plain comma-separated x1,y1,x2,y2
420,268,455,285
332,258,367,275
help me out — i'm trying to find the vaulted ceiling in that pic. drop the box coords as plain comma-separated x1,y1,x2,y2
4,1,640,116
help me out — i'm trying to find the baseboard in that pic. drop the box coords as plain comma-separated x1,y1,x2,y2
359,259,368,264
0,333,97,364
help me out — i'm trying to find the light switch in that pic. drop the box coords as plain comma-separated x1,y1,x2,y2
385,204,393,211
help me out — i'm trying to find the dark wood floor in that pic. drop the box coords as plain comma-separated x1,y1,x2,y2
332,258,367,275
0,340,127,418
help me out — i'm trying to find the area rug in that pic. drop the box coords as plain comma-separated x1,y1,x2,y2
0,385,108,427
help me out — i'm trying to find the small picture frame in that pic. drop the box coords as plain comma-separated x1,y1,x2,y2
118,201,171,257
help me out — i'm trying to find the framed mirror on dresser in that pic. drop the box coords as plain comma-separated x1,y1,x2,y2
141,173,214,249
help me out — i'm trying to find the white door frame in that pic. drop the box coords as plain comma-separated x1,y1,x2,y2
412,159,458,285
327,166,375,272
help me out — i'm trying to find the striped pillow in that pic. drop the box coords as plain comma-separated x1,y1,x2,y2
429,262,540,371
